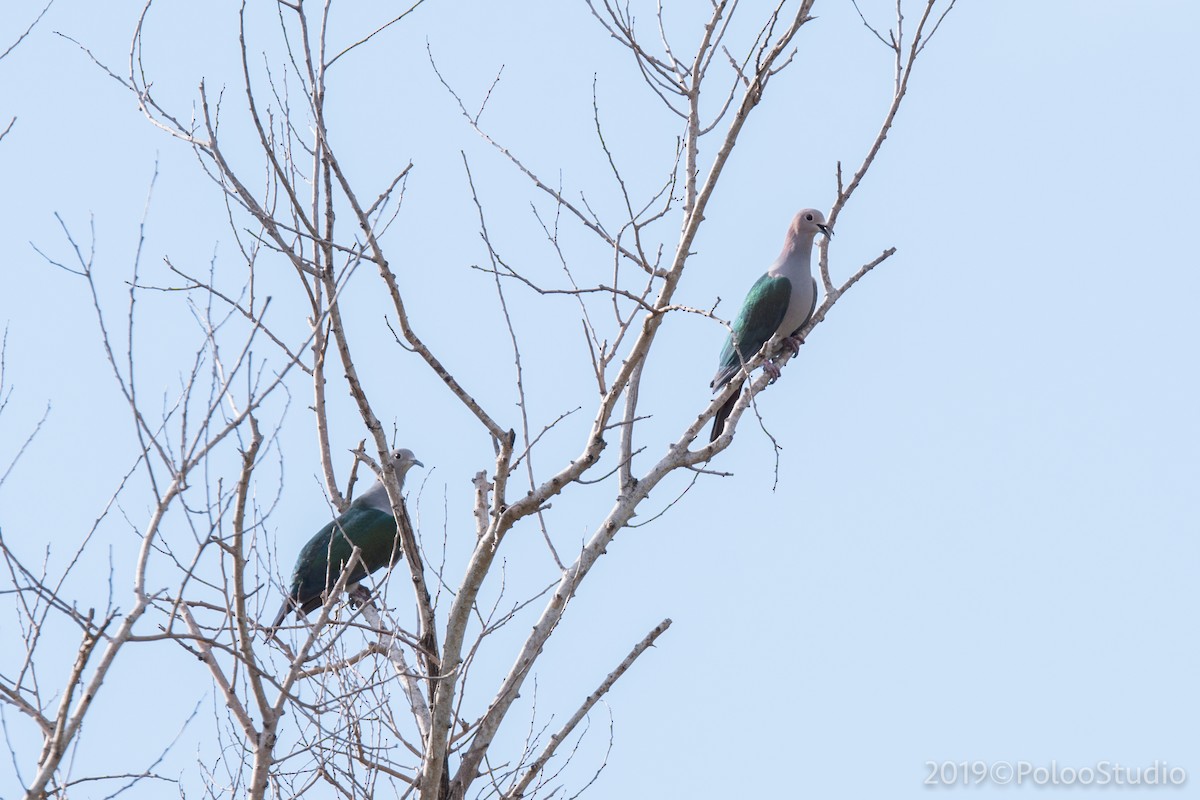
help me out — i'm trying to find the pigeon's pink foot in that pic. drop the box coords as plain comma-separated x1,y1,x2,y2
763,360,782,381
781,334,805,356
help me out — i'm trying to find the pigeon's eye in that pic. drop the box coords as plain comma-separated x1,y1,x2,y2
805,213,814,221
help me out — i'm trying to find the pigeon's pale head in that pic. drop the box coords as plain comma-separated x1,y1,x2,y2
388,448,424,475
790,208,832,239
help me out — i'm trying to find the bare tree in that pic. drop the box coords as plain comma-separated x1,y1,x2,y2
1,1,955,798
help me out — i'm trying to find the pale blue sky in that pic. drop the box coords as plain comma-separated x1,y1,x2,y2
1,2,1197,798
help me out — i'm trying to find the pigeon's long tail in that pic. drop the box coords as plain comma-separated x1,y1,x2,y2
264,599,292,641
710,380,744,442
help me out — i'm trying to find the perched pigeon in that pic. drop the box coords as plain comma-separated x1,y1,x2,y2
710,209,831,441
266,448,422,637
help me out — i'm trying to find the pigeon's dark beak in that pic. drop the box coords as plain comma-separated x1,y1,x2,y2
413,459,425,469
817,223,833,238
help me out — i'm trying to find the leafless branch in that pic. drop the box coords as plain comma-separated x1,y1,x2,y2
505,619,671,799
0,0,54,62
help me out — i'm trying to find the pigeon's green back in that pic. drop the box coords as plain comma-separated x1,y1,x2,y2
713,273,793,389
287,502,399,616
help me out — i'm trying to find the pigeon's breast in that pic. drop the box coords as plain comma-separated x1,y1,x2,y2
777,274,816,337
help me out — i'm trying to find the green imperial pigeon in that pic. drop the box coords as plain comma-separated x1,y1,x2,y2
267,448,422,636
709,209,831,442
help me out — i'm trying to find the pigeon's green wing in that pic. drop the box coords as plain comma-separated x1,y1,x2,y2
286,504,400,617
712,273,792,389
